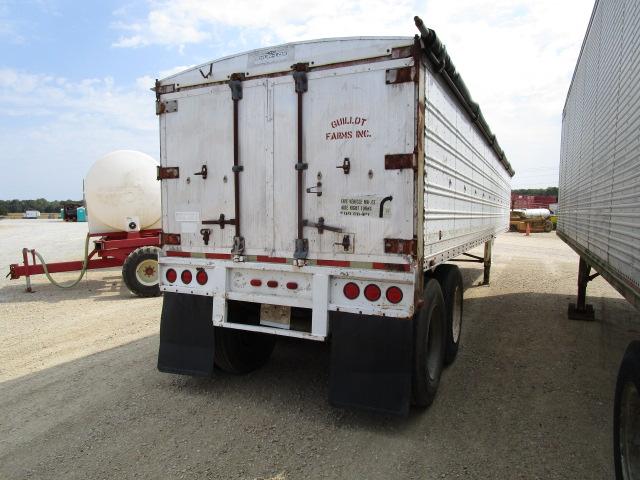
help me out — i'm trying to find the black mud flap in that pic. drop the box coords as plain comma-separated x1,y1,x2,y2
329,312,413,416
157,292,215,376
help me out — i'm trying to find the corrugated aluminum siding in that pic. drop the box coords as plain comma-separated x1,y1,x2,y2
423,64,512,266
559,0,640,300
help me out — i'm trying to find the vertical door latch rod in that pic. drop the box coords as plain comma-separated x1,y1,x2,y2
229,72,246,256
292,63,310,261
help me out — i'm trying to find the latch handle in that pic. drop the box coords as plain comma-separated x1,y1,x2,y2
303,217,342,234
336,158,351,174
202,214,236,229
305,181,322,196
334,235,351,251
193,165,208,179
200,228,211,245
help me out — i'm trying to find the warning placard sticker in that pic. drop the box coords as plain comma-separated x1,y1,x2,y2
339,195,391,218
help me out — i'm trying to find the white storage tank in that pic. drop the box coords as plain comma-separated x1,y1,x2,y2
522,208,551,219
85,150,161,234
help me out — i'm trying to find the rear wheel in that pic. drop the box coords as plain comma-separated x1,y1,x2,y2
433,264,464,365
214,301,276,374
544,219,553,232
412,278,447,408
614,341,640,480
122,246,161,297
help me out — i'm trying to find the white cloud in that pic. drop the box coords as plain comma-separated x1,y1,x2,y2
111,0,417,48
1,1,595,199
0,68,159,199
422,0,594,188
111,0,595,188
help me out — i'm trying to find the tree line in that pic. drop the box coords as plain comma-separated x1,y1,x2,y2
1,188,558,216
512,187,558,196
0,199,83,216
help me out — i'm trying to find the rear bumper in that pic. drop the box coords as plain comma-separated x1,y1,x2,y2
158,255,415,340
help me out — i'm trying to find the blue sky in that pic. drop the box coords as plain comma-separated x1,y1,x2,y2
0,0,594,199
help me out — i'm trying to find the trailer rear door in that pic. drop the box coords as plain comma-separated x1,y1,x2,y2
161,57,415,264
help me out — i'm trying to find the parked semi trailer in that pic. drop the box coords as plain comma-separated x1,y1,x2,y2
558,0,640,477
155,17,514,415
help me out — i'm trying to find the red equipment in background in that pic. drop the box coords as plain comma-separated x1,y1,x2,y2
8,229,161,295
511,194,557,210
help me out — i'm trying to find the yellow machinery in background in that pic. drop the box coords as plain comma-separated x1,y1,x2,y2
510,209,554,233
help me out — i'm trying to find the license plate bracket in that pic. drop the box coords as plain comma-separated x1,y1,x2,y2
260,304,291,330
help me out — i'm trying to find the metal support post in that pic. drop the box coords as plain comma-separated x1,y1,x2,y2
482,238,493,285
22,248,32,292
568,256,596,320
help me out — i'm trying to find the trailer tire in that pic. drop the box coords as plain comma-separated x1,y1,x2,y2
434,264,464,366
214,301,276,374
544,219,553,232
614,341,640,480
412,278,447,408
122,246,161,297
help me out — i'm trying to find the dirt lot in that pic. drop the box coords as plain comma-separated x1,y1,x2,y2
0,218,638,479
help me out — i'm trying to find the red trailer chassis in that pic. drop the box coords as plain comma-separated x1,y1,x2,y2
8,229,161,292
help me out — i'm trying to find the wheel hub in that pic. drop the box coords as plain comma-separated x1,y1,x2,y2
135,259,158,286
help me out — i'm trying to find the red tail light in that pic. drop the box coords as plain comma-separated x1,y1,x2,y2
181,270,192,284
250,279,262,287
267,280,278,288
196,270,208,285
165,268,177,283
386,286,403,304
286,282,298,290
343,282,360,300
364,284,381,301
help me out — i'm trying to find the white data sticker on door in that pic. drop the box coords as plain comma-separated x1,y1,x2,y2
339,195,392,219
175,211,200,222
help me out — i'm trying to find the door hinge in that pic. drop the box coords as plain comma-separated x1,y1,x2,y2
385,153,416,170
157,166,180,180
385,66,416,84
384,238,417,255
161,233,181,246
153,81,176,96
156,99,178,115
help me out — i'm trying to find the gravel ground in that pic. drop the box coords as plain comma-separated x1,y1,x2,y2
0,219,638,479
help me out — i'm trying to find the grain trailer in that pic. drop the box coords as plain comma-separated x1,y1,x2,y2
558,0,640,476
155,17,514,414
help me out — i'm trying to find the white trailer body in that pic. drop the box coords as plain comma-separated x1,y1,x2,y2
155,21,513,414
23,210,40,219
559,3,640,472
559,0,640,314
